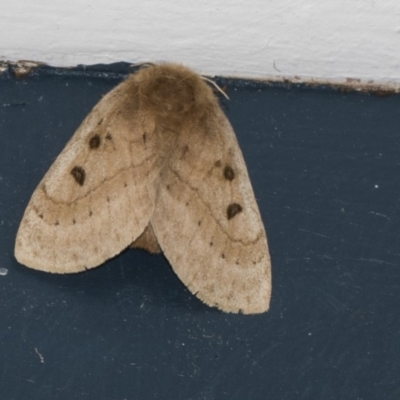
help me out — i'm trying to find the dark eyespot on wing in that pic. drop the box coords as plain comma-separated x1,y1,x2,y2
71,166,85,186
227,203,242,220
223,165,235,180
89,134,101,149
180,145,189,159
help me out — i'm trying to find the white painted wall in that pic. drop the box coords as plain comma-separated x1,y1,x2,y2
1,0,400,84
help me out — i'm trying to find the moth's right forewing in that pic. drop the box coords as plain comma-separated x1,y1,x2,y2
151,107,271,314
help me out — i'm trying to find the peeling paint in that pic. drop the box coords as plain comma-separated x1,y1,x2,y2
0,60,46,79
1,59,400,95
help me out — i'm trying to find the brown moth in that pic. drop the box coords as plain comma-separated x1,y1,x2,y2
14,63,271,314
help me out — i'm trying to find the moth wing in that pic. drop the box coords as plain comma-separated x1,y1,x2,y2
151,107,271,314
15,79,160,273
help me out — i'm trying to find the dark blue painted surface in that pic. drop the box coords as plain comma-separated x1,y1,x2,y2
1,65,399,400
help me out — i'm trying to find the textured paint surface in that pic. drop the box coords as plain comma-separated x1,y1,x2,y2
1,66,400,399
1,0,400,84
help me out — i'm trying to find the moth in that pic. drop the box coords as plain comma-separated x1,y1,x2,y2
15,63,271,314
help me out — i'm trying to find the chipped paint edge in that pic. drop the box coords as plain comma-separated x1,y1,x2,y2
1,59,400,95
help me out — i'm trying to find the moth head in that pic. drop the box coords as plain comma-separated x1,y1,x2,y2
134,63,218,127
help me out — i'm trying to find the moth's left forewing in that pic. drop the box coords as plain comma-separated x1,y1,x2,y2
15,79,160,273
151,106,271,314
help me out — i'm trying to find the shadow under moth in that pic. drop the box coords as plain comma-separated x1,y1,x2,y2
15,63,271,314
